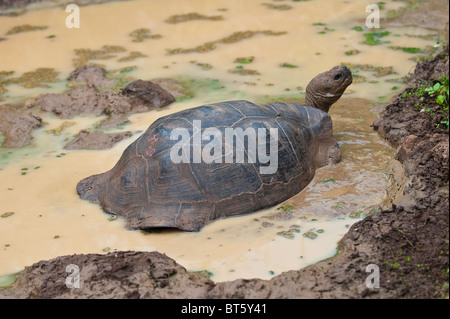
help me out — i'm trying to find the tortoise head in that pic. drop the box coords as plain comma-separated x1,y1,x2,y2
305,65,352,113
76,174,103,204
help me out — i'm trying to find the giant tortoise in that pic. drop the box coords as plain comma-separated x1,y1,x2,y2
77,65,352,231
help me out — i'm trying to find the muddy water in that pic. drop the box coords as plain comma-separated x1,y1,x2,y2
0,0,441,282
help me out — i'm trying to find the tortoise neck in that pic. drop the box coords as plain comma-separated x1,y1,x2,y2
305,89,334,113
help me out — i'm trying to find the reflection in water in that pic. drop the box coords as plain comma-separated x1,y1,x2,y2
0,0,439,282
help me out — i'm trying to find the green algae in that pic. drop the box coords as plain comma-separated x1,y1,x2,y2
262,3,292,10
165,12,223,24
228,68,261,76
277,228,300,239
173,76,226,102
234,56,254,64
166,30,286,55
389,46,423,54
280,63,298,68
10,68,60,88
191,61,214,70
385,0,421,20
362,30,390,45
1,212,14,218
129,28,162,42
0,68,60,94
345,49,361,56
5,24,47,35
341,62,397,82
303,231,318,240
72,45,127,68
0,273,18,289
117,51,147,62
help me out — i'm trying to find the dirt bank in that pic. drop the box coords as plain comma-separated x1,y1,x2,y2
1,45,448,299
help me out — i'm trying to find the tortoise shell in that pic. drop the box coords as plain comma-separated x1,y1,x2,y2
77,100,340,231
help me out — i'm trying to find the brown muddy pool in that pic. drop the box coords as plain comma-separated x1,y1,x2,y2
0,0,443,282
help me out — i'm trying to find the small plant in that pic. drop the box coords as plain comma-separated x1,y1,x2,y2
407,75,449,130
277,205,294,212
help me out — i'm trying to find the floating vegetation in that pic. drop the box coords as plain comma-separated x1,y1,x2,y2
385,0,421,19
165,12,223,24
190,61,213,70
280,63,298,68
129,28,161,42
277,227,300,239
262,3,292,10
0,37,6,42
108,215,117,221
405,33,438,41
349,211,363,218
0,71,14,99
117,51,147,62
228,68,261,76
262,221,274,227
5,24,48,35
234,56,254,64
46,121,75,136
313,23,335,34
303,231,318,240
351,74,367,83
363,30,390,45
352,26,363,32
72,45,127,68
1,212,14,218
3,68,60,89
173,77,226,102
193,269,214,279
277,205,294,212
166,30,286,55
107,66,137,79
341,62,396,79
321,179,336,183
56,152,67,158
345,49,360,56
389,46,423,54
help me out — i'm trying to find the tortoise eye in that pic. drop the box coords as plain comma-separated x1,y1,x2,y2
334,74,343,81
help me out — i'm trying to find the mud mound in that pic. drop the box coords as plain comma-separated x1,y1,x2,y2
1,251,212,299
31,66,176,129
0,65,176,149
0,105,42,148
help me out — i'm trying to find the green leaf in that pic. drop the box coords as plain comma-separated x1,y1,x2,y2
433,83,441,91
280,63,298,68
363,31,390,45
